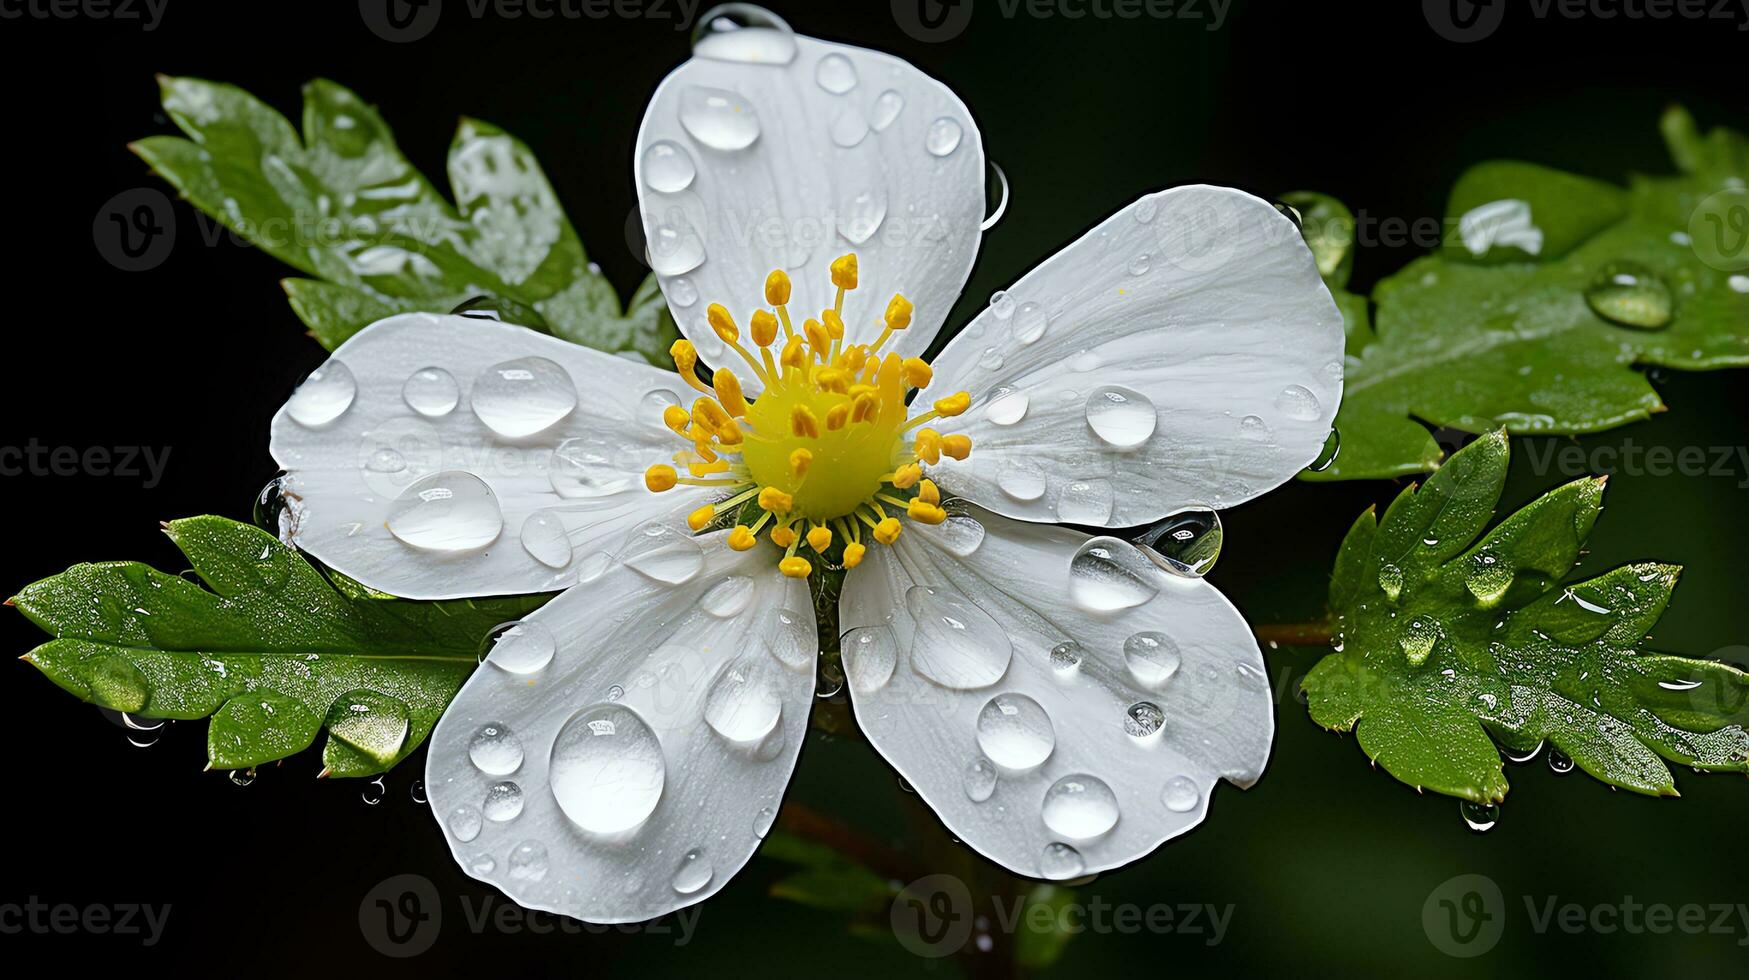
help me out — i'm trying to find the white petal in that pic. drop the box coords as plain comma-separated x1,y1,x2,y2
635,32,984,390
269,313,707,599
425,533,816,922
928,186,1344,526
840,503,1272,879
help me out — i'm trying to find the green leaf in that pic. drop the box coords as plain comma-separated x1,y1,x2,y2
1304,107,1749,480
1303,431,1749,801
12,516,546,777
134,76,679,363
1013,884,1081,971
760,831,894,914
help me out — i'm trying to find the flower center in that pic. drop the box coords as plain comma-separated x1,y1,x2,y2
642,253,973,579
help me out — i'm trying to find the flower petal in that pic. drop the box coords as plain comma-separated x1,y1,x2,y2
928,185,1343,527
269,313,707,599
425,530,816,921
635,31,984,389
839,503,1272,879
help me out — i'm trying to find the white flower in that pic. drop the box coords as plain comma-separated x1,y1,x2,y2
268,14,1342,922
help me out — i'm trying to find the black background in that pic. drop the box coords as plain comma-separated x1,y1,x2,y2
3,1,1747,976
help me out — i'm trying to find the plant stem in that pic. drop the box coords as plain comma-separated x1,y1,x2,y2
1254,620,1335,647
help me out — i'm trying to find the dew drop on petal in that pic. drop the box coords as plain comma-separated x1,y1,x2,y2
678,86,761,150
402,366,459,417
519,510,573,568
1039,842,1086,880
1012,301,1048,344
976,693,1056,769
388,471,503,552
814,52,857,93
672,848,713,894
468,722,524,776
1056,479,1114,525
1124,701,1165,738
843,625,898,694
548,436,633,498
1124,631,1182,688
870,89,904,131
690,4,797,64
1041,775,1120,839
619,522,704,585
642,139,697,193
1084,385,1157,449
482,780,524,821
1136,508,1223,578
287,362,357,427
964,757,998,802
984,386,1029,426
905,586,1012,689
704,656,782,743
550,704,666,835
1161,776,1199,813
768,608,816,671
925,117,963,157
1275,384,1321,421
485,621,557,674
1049,641,1083,673
829,105,870,148
472,356,578,438
700,575,755,618
448,804,483,842
508,839,548,881
998,463,1046,501
1068,536,1160,612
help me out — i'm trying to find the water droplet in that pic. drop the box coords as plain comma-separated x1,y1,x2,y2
1465,551,1513,605
815,662,844,699
1459,800,1499,833
1135,508,1223,578
402,366,459,417
672,848,713,894
547,436,633,498
925,117,963,157
1039,842,1085,880
287,362,356,427
870,88,904,131
988,290,1015,319
1056,479,1115,525
981,161,1010,232
387,471,503,551
253,476,288,532
470,854,495,874
1306,429,1341,472
977,346,1006,371
678,86,761,151
472,356,577,438
550,704,666,835
1275,384,1321,421
1049,641,1083,673
836,187,886,244
519,510,573,569
448,804,483,842
828,105,870,148
916,505,985,557
1161,776,1199,812
1378,562,1405,601
1504,740,1544,764
701,575,755,617
997,463,1046,502
361,776,387,806
1127,253,1152,276
619,522,704,585
482,780,524,821
961,756,999,802
468,723,525,775
1547,748,1574,775
330,692,411,764
905,586,1013,689
646,209,707,277
1124,631,1182,688
642,139,697,193
980,387,1029,427
483,620,557,674
843,626,897,694
814,52,857,93
1041,774,1120,838
229,769,256,787
1068,536,1160,612
1584,261,1673,329
768,609,815,671
1083,386,1158,449
1238,415,1270,440
1124,701,1165,738
1135,198,1160,224
667,277,699,307
508,839,548,881
364,447,406,473
1400,617,1441,665
1012,301,1048,344
753,805,777,838
976,693,1056,769
690,3,797,64
705,655,782,742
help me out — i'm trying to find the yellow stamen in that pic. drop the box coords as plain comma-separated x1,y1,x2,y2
891,463,922,489
825,403,850,431
662,404,691,435
715,417,745,446
884,293,913,331
830,253,858,290
914,428,942,465
874,517,903,544
940,434,972,460
693,396,731,433
804,318,830,357
821,309,845,340
706,303,739,344
687,504,716,532
670,339,711,394
770,525,798,548
933,391,971,417
807,524,833,551
714,368,748,417
750,310,779,348
759,486,794,513
645,464,678,492
851,392,879,425
789,447,813,478
764,269,792,305
907,499,947,525
779,556,813,578
728,525,757,551
843,542,867,568
791,404,820,439
901,357,933,389
918,479,940,506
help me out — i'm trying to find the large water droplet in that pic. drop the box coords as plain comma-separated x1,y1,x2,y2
976,693,1056,769
387,471,503,551
1306,428,1341,472
642,139,697,193
828,105,870,148
1584,261,1673,329
448,804,483,842
906,586,1013,689
1459,799,1499,833
690,3,797,64
1012,301,1048,344
468,722,524,775
402,366,459,417
700,575,755,617
1056,479,1114,525
1124,701,1165,738
835,187,886,244
1465,550,1513,605
550,704,666,835
1161,775,1200,813
768,609,815,671
915,505,985,557
1068,536,1160,612
1135,508,1223,578
1548,748,1574,775
520,510,573,569
1275,384,1321,421
704,655,782,743
870,89,904,131
287,362,356,427
1039,842,1085,880
1041,774,1120,839
507,839,548,881
679,86,761,151
1378,562,1405,601
472,356,577,438
672,848,713,894
1124,631,1181,688
548,436,633,498
997,462,1046,501
1400,617,1441,665
984,386,1029,426
482,780,524,821
485,620,557,674
620,522,704,585
646,209,708,277
814,52,857,93
964,757,998,802
843,626,898,694
925,117,963,157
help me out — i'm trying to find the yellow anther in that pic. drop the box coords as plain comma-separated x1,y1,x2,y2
662,404,691,434
759,486,795,513
884,293,914,330
689,458,729,477
817,367,850,394
728,526,757,551
715,417,745,446
844,346,868,373
770,525,798,548
907,499,948,525
874,516,903,544
804,318,830,355
933,391,971,417
714,368,748,416
918,479,941,506
791,404,820,439
789,447,813,477
807,524,833,551
914,428,942,465
851,392,879,424
781,337,807,370
706,303,739,344
901,357,934,389
822,309,845,340
764,269,792,305
843,541,867,568
779,556,813,579
941,434,972,460
692,396,731,432
750,309,779,348
687,504,716,532
830,253,859,290
825,403,850,431
670,338,697,373
891,463,922,489
645,464,677,492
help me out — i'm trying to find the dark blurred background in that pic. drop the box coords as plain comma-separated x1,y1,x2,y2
2,0,1746,976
